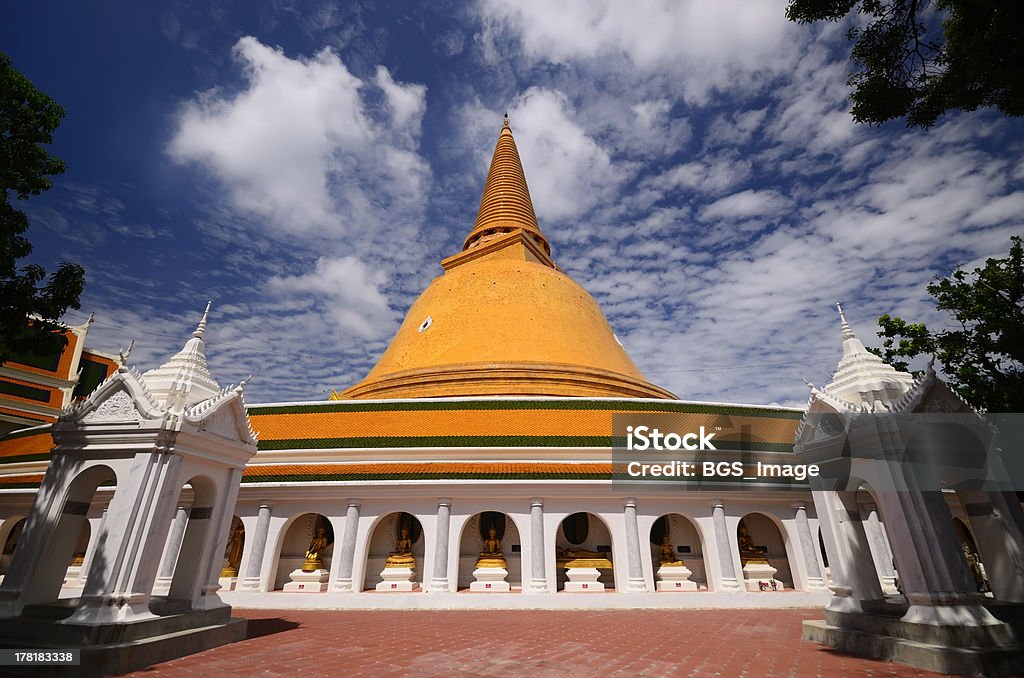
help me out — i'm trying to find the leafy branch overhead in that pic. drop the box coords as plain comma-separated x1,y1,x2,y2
786,0,1024,127
872,237,1024,412
0,52,84,365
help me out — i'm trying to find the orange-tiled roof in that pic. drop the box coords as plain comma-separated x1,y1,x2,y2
249,406,799,448
242,461,613,481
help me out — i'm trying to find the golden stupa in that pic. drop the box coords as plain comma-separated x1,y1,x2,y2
340,116,675,400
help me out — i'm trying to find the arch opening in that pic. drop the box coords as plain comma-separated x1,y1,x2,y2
737,512,792,591
364,512,423,591
273,513,334,591
556,512,614,591
649,513,706,590
457,511,522,591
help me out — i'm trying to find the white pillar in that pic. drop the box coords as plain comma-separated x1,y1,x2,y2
623,498,647,592
156,505,189,588
529,498,547,592
712,500,741,591
334,501,360,592
241,503,272,591
80,508,107,581
430,499,451,592
863,503,898,594
794,502,827,592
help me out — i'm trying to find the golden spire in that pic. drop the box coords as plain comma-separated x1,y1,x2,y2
463,115,550,255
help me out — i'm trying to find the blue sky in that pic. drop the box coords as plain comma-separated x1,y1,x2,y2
3,1,1022,407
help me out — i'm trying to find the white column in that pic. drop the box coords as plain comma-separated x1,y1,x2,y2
529,498,547,592
156,506,188,588
80,508,107,580
712,500,741,591
241,503,272,591
793,502,827,591
334,500,360,592
430,498,451,592
863,503,898,594
623,498,647,592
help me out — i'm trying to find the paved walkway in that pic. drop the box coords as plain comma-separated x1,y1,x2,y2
129,609,939,677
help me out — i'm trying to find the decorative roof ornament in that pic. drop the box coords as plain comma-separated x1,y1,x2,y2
118,339,135,368
140,303,221,409
463,115,550,255
836,302,854,340
820,303,915,410
193,300,211,339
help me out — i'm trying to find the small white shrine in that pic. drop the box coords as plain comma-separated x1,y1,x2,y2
797,306,1024,676
0,305,257,675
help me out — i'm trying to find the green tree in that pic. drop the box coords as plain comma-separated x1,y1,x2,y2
786,0,1024,127
873,237,1024,412
1,52,84,365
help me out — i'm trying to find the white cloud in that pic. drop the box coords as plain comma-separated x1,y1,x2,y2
699,189,790,221
268,256,397,340
475,0,799,103
375,66,427,137
644,155,753,198
167,36,430,248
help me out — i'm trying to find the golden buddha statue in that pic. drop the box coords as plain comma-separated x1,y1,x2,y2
556,546,612,569
962,543,990,594
221,520,245,577
301,525,329,572
475,525,507,569
384,526,416,569
738,522,769,566
658,535,684,567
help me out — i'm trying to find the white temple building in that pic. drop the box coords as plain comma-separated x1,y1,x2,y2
0,121,1020,646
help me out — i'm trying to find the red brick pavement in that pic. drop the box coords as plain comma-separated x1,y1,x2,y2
129,608,940,678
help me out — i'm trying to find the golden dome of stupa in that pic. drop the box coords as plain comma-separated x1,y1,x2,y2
339,117,675,400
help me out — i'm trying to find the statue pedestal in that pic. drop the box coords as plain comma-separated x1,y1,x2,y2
376,567,418,592
283,568,328,593
742,561,780,591
63,565,84,588
218,576,238,592
564,567,604,592
470,567,510,592
656,564,697,591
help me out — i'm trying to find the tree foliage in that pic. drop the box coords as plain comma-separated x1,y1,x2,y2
786,0,1024,127
0,52,84,365
873,237,1024,412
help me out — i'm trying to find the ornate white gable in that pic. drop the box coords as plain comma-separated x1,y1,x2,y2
82,389,142,424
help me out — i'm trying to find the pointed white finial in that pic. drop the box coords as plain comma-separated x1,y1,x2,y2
836,302,855,340
236,375,252,392
193,301,212,339
118,339,135,366
86,312,95,326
